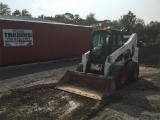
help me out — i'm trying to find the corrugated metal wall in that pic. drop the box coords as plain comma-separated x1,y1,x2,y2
0,20,92,66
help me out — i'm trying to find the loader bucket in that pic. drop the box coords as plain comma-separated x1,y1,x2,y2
55,71,116,100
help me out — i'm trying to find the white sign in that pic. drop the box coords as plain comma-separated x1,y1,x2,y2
3,29,33,47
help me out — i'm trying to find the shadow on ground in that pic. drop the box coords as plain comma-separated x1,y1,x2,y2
89,72,160,120
0,59,80,80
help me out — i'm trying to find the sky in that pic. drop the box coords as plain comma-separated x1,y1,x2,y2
1,0,160,24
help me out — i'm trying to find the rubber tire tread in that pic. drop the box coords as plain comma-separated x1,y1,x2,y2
126,61,139,82
111,65,126,89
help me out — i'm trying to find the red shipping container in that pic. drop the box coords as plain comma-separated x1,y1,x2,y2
0,16,92,66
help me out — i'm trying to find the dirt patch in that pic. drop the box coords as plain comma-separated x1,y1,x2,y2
0,84,99,120
0,66,160,120
91,67,160,120
91,103,160,120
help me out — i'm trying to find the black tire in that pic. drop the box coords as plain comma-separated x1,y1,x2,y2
126,61,139,82
76,63,83,72
111,65,127,89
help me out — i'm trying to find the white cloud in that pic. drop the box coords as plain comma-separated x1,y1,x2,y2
32,0,91,14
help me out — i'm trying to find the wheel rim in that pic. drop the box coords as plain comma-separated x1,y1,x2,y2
120,70,126,84
134,66,139,78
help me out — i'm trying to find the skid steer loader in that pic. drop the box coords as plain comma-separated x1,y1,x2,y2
55,28,139,100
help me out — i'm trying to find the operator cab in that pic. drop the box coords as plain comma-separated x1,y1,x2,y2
87,29,124,74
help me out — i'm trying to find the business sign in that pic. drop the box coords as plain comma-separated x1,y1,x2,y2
3,29,33,47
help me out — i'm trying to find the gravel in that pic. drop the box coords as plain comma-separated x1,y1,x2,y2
0,59,80,94
0,60,160,120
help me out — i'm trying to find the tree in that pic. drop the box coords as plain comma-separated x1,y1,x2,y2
134,19,145,37
120,11,137,34
38,14,44,18
108,20,121,29
21,9,32,17
146,21,160,43
12,9,21,16
74,14,80,21
62,13,74,24
44,16,54,21
73,14,82,24
0,2,11,15
12,9,32,17
64,13,74,21
52,13,85,25
136,18,145,25
154,34,160,44
54,14,66,22
86,13,97,26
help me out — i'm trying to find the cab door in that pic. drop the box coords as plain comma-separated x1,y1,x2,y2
110,31,124,54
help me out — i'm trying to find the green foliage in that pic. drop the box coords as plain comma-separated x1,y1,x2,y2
21,9,32,17
108,20,121,29
52,13,82,24
152,34,160,44
0,2,11,15
142,21,160,44
38,14,45,18
12,9,32,17
119,11,136,34
1,2,160,44
1,2,31,17
12,9,21,16
86,13,97,26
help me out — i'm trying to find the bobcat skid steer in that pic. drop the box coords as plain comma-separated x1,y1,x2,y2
55,28,139,100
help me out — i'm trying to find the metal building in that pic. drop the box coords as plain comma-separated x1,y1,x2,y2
0,15,92,66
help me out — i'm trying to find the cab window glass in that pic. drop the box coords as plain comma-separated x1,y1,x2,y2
117,34,123,46
112,34,123,52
